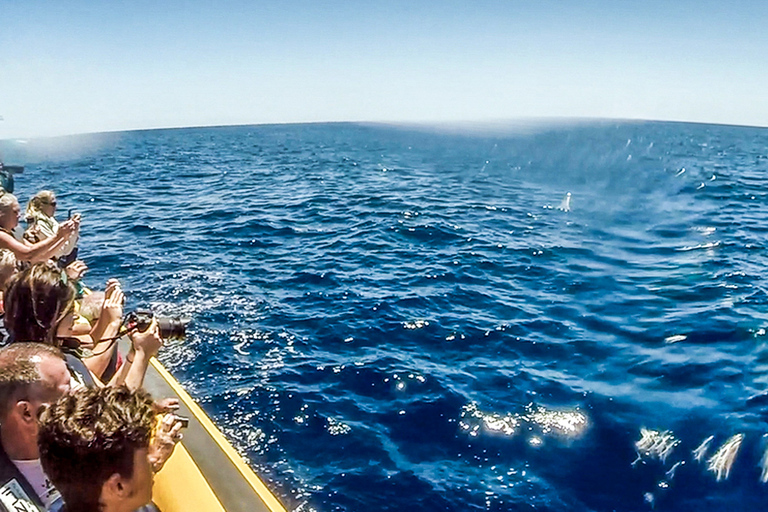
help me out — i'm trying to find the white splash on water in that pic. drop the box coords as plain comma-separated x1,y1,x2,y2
664,334,687,344
666,460,684,479
693,435,715,462
635,428,679,463
707,434,743,481
759,437,768,483
677,241,721,252
403,319,429,330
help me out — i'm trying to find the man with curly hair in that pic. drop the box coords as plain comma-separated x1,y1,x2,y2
37,386,182,512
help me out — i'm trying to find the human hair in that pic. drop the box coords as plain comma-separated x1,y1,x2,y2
0,248,17,290
0,192,17,216
25,190,56,222
0,342,66,419
78,291,105,324
38,386,156,512
4,261,77,345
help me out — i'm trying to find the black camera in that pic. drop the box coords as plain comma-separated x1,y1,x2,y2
123,310,189,341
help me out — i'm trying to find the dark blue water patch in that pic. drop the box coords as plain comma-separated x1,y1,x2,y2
282,270,342,288
380,396,471,460
320,469,466,512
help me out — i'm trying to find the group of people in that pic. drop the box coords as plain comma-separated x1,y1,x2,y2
0,188,183,512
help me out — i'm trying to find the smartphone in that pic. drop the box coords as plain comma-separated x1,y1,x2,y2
175,415,190,428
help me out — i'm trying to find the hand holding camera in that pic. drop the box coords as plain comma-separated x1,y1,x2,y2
57,218,78,238
123,309,188,341
149,410,187,473
130,317,163,358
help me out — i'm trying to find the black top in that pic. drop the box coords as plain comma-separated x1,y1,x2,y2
62,351,97,388
0,316,9,348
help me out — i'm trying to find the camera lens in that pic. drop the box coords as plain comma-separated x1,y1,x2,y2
157,316,189,341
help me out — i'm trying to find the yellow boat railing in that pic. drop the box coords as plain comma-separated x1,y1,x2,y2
147,358,287,512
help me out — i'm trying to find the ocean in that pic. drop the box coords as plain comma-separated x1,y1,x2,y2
4,120,768,511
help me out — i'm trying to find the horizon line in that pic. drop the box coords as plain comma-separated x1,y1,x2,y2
2,115,768,142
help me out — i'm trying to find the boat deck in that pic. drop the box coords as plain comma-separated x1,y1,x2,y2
141,355,286,512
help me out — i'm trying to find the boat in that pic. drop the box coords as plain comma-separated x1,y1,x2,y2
139,353,287,512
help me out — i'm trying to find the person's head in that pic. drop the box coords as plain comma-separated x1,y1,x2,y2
26,190,57,221
4,261,77,345
0,248,17,291
38,386,156,512
78,291,105,326
0,192,20,231
0,343,70,458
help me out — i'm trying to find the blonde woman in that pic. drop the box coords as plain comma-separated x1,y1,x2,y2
24,190,79,261
0,193,77,262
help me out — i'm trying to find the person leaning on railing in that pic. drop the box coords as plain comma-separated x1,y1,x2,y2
0,193,78,263
3,262,163,391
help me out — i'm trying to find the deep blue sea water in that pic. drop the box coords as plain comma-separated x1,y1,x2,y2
3,120,768,511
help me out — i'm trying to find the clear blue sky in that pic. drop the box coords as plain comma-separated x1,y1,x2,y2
2,0,767,138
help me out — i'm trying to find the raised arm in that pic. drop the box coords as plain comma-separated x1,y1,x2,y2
84,280,125,379
122,319,163,391
106,346,135,387
0,217,78,262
